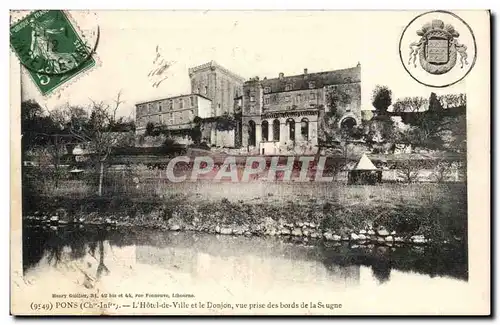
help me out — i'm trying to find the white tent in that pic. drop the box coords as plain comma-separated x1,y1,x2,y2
353,153,378,170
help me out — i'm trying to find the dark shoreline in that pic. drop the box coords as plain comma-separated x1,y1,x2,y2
23,214,463,247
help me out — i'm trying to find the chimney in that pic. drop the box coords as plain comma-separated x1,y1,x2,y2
279,72,284,80
304,68,308,75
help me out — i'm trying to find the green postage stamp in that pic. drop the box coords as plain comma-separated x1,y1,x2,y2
10,10,96,95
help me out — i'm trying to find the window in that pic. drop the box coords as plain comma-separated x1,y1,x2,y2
248,120,256,146
308,81,316,89
310,92,316,100
204,86,208,95
301,118,309,141
160,114,164,124
190,97,194,106
264,97,270,105
296,94,302,103
262,121,269,142
196,87,200,94
287,118,295,141
250,95,255,102
179,99,184,109
158,102,162,112
273,119,280,141
264,87,271,94
285,95,291,102
285,84,292,91
169,100,173,110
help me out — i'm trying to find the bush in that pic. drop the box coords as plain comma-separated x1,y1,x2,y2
188,142,210,151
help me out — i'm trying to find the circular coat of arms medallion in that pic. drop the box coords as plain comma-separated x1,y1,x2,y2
399,10,476,88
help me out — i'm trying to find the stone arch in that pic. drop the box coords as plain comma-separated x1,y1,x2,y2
273,119,280,141
300,118,309,141
248,120,256,146
262,120,269,141
286,118,295,141
340,116,357,130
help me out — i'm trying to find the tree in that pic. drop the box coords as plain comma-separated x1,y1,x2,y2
111,90,124,123
431,159,452,183
438,93,466,109
392,96,427,114
325,85,352,118
69,101,118,196
145,122,155,136
428,92,443,113
315,86,353,161
189,116,202,145
21,101,56,154
398,159,420,184
371,85,392,115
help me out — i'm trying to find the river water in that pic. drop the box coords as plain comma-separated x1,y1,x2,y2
18,224,471,315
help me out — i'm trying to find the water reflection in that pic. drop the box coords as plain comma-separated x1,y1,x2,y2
22,225,468,292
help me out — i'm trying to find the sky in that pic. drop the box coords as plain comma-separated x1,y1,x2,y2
20,10,475,118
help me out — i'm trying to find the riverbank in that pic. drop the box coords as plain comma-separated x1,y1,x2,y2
23,182,467,246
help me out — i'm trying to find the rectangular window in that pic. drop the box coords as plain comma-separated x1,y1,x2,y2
285,84,292,91
264,87,271,94
264,97,270,105
296,94,302,103
179,99,184,109
190,97,194,106
310,92,316,100
285,95,291,102
250,95,255,102
158,102,162,112
204,86,208,95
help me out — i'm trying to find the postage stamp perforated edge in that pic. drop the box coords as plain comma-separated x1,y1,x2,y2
10,10,101,97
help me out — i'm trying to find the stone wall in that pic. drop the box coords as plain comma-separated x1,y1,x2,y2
189,62,244,116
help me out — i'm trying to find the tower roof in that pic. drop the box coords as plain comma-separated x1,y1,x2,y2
247,65,361,93
353,153,378,170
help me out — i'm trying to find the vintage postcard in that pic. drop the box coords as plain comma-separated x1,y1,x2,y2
10,10,491,315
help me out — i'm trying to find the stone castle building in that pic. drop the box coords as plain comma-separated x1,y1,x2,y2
135,61,245,146
188,61,245,117
135,94,212,131
241,64,361,155
135,61,361,154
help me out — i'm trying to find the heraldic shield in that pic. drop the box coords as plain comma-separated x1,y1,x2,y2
408,19,468,75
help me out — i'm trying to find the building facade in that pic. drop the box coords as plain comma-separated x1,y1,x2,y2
135,94,212,133
135,62,361,153
241,64,361,155
136,61,245,147
188,61,245,116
